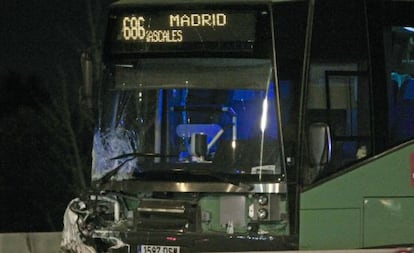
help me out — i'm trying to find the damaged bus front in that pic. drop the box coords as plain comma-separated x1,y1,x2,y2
61,1,296,252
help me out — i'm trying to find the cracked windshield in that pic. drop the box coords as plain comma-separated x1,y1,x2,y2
92,58,282,182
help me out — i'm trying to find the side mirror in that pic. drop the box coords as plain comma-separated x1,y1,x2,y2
308,122,332,170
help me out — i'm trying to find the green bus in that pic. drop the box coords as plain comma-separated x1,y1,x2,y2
61,0,414,252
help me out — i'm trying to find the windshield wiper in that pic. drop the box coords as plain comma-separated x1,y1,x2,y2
95,152,175,188
110,152,176,160
96,153,253,191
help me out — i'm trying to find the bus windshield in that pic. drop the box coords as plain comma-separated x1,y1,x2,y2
92,57,282,182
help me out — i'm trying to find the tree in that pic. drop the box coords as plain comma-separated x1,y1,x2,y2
39,68,94,193
0,72,86,232
0,0,111,232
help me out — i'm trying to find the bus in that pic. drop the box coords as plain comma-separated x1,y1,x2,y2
61,0,414,252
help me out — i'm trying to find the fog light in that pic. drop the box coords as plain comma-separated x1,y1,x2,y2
257,208,268,220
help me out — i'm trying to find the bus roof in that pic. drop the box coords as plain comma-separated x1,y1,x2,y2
110,0,305,7
111,0,413,6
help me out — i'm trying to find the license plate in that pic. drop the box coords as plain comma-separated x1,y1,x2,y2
139,244,180,253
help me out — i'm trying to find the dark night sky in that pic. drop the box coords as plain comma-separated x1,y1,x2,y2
0,0,90,78
0,1,103,232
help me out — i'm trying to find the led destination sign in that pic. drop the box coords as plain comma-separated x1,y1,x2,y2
116,11,256,44
122,13,227,42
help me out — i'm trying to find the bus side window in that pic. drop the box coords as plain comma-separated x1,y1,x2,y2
390,77,414,143
303,0,372,182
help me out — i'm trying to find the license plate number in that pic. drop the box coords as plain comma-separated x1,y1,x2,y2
139,245,180,253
